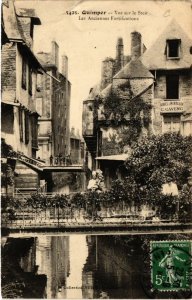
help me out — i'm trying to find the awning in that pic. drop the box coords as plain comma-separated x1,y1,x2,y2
1,100,20,106
96,154,129,161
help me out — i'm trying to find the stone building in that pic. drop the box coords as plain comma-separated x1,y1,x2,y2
82,20,192,187
1,0,45,193
2,0,42,158
142,20,192,136
36,43,71,164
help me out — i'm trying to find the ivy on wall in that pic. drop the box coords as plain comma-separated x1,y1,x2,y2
95,81,152,148
1,140,15,189
102,133,122,156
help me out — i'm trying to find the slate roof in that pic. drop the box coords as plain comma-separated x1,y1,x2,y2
113,59,154,79
86,84,101,100
100,84,112,98
142,20,192,70
2,0,23,41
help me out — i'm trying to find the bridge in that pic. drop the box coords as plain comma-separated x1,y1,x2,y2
6,153,84,173
3,220,192,235
42,165,84,173
2,201,191,234
2,191,191,235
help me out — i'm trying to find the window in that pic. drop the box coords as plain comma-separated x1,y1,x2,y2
21,58,27,89
166,39,180,59
166,74,179,99
36,74,42,92
28,66,32,95
19,108,24,142
24,111,29,144
163,115,181,133
31,115,38,149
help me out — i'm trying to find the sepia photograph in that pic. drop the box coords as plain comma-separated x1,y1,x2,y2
1,0,192,298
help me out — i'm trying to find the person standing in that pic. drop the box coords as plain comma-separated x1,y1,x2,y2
50,155,53,166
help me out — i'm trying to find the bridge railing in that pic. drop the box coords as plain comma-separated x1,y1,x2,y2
2,195,191,229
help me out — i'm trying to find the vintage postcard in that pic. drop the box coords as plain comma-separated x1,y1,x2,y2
1,0,192,299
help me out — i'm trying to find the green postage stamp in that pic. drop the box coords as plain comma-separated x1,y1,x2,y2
151,241,191,292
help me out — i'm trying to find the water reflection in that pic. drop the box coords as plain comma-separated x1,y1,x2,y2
2,234,189,299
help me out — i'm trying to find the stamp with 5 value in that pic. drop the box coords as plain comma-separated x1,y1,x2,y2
150,240,191,292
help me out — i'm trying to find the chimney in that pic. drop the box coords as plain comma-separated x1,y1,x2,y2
101,57,115,90
51,40,59,69
61,54,68,78
131,31,142,60
116,37,124,72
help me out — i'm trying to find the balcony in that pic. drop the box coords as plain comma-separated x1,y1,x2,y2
160,100,184,114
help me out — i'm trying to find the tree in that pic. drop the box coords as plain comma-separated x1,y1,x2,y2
124,133,192,217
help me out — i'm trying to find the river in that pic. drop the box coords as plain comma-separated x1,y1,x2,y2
1,233,190,299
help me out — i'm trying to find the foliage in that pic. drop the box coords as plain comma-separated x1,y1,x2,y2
95,82,152,146
1,140,15,189
1,139,13,157
71,192,86,209
1,196,20,221
125,133,192,189
1,163,14,187
27,193,71,209
102,134,122,155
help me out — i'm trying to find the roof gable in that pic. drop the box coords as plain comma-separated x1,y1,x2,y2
142,20,192,70
113,59,154,79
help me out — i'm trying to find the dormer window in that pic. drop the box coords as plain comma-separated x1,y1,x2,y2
166,39,181,59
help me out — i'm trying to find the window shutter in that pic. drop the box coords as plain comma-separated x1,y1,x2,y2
21,58,26,89
28,66,32,95
19,108,23,142
25,111,29,144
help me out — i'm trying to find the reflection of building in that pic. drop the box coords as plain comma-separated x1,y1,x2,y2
95,236,145,299
82,236,97,299
82,21,192,187
36,236,52,298
36,43,71,164
36,236,70,299
2,237,47,299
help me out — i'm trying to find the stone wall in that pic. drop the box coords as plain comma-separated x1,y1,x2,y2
154,70,192,99
101,58,115,90
52,74,71,157
152,70,192,134
1,42,17,102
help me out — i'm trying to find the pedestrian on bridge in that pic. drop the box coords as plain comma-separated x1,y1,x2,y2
55,156,58,165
